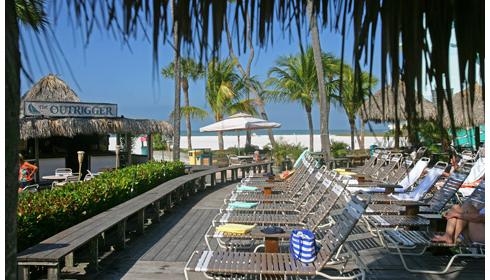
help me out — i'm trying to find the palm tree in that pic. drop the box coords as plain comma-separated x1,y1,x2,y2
266,49,317,151
334,67,378,150
162,58,206,150
7,0,47,277
205,58,257,150
307,0,330,159
170,0,181,161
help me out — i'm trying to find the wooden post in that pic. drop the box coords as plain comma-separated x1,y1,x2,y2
18,266,30,280
47,264,60,280
115,219,126,250
89,237,99,271
34,138,39,182
210,173,216,187
137,209,145,235
125,134,132,166
64,252,74,267
147,134,153,161
221,170,227,183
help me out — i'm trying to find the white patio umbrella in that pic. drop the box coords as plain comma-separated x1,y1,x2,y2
200,112,281,152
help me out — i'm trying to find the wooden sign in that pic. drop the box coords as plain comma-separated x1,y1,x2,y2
24,101,118,118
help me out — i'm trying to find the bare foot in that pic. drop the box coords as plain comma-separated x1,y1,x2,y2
431,234,454,244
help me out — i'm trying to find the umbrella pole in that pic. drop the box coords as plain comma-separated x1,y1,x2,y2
237,131,240,155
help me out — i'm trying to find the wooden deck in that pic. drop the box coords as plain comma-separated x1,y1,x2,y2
78,180,484,280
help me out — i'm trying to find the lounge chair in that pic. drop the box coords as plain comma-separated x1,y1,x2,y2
21,184,39,193
364,163,471,229
347,156,431,193
222,169,339,214
185,194,370,280
206,172,347,250
350,149,386,174
360,161,448,203
239,152,315,189
52,175,80,188
369,152,404,181
380,181,485,274
225,163,324,203
214,169,342,226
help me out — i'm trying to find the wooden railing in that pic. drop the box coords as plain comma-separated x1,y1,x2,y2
17,161,273,280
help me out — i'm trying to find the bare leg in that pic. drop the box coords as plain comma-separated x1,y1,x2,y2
432,205,467,244
432,217,467,244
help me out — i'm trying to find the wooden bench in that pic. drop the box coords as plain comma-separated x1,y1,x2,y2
17,161,272,280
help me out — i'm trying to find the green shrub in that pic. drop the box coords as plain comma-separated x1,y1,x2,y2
330,141,349,157
265,137,306,166
17,161,185,251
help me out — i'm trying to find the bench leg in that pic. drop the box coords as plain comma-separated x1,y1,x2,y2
210,173,216,187
115,220,126,250
64,252,74,268
89,238,99,271
221,170,227,183
152,202,161,223
47,264,60,280
18,265,30,280
137,209,145,235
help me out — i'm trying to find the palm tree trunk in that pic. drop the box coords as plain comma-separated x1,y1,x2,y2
224,12,275,147
6,0,20,277
171,0,181,161
218,131,224,150
348,118,356,150
306,110,314,151
357,117,366,150
182,77,192,150
307,0,330,159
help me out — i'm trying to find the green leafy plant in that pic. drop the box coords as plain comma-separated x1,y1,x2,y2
265,137,306,167
17,161,185,251
330,141,349,158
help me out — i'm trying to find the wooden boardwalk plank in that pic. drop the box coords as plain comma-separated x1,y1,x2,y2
89,179,484,280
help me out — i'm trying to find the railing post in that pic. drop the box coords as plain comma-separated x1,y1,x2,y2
89,237,99,271
137,209,145,235
115,219,127,250
221,170,227,183
211,173,216,187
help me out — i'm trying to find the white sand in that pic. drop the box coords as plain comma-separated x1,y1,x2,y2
180,133,388,151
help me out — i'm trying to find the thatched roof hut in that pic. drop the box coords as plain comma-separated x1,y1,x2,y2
20,74,173,140
443,84,484,128
360,83,437,122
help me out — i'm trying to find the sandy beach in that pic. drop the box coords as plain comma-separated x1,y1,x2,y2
180,133,389,151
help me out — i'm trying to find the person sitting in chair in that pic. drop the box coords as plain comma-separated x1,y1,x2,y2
432,201,485,244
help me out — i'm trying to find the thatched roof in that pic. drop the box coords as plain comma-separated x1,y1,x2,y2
443,84,484,128
19,117,173,140
22,74,80,101
360,83,437,122
20,74,173,140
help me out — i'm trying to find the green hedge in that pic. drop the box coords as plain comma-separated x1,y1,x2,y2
17,161,185,251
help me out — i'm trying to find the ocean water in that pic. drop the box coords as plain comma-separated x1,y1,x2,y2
187,129,388,137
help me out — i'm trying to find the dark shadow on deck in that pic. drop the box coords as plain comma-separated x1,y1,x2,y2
86,180,234,279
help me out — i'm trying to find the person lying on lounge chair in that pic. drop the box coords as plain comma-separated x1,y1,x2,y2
431,202,485,244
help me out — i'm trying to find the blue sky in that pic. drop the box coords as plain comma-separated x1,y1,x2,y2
19,4,388,132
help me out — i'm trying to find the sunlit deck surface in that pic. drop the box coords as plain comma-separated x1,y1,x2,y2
82,178,484,280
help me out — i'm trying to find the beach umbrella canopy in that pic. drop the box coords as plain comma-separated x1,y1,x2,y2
443,85,484,128
200,112,281,151
360,83,437,122
200,113,281,132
